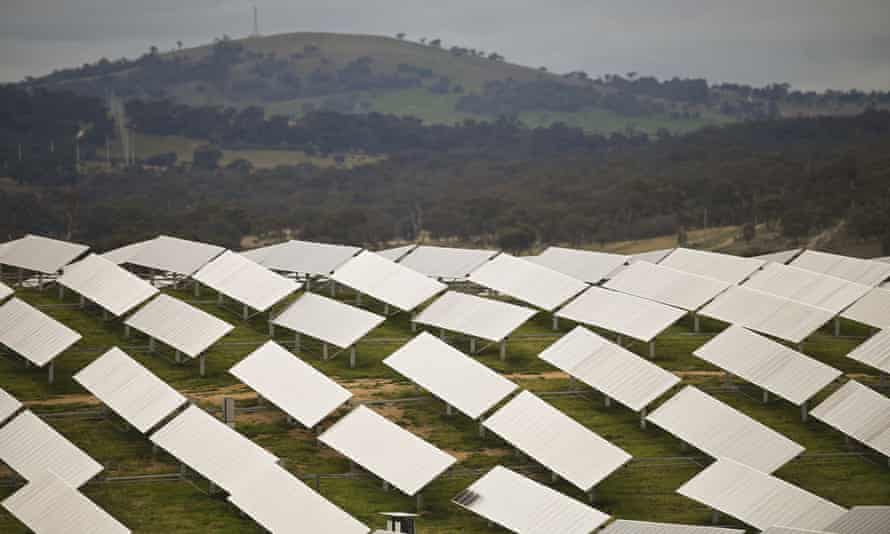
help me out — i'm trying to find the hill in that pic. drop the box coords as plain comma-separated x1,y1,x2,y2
27,32,889,135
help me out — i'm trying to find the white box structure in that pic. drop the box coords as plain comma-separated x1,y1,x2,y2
539,326,679,412
483,391,631,492
694,326,841,406
645,386,804,474
468,254,588,312
318,405,456,496
397,245,498,280
811,380,890,459
0,234,88,274
57,254,159,316
332,251,447,312
74,347,187,433
604,261,730,311
193,251,301,314
677,459,847,530
660,248,764,285
791,250,890,287
0,411,102,488
452,466,610,534
412,291,537,343
743,263,871,313
527,247,628,283
103,235,225,276
242,239,361,276
229,341,352,428
699,286,835,344
383,332,518,419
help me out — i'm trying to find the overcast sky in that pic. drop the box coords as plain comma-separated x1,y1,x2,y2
2,0,889,91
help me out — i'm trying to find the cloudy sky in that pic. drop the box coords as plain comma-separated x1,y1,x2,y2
2,0,889,91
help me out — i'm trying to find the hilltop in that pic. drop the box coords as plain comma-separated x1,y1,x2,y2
27,32,889,135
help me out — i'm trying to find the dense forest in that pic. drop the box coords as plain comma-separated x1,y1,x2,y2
2,85,890,254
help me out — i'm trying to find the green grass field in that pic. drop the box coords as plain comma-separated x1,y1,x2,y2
0,282,887,532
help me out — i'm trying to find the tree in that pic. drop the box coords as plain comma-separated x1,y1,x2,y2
742,222,756,242
176,41,183,50
497,226,536,253
396,33,406,40
429,38,442,48
193,145,223,170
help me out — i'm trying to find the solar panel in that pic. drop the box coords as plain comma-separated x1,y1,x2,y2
791,250,890,287
556,286,687,343
604,261,730,311
452,465,610,534
468,254,589,312
630,248,675,264
677,458,847,530
397,245,498,280
840,287,890,329
227,463,369,534
827,506,890,534
844,329,890,374
760,528,828,534
0,386,22,426
698,286,835,344
0,234,89,274
2,470,130,534
755,248,804,265
694,326,841,406
376,244,417,262
192,251,301,312
743,263,871,313
149,405,279,494
74,347,187,433
318,405,456,496
645,386,804,473
660,248,765,285
483,391,631,491
413,291,537,343
383,332,518,419
229,341,352,428
272,292,385,349
242,239,361,276
57,254,159,317
601,520,744,534
331,251,447,312
0,297,81,367
0,411,102,488
104,235,225,276
810,380,890,458
0,281,12,302
539,326,680,412
124,294,234,358
527,247,628,283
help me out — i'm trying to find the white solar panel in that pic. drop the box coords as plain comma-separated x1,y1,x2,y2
230,341,352,428
57,254,159,316
557,286,687,343
452,466,610,534
527,247,628,283
755,248,803,265
272,292,385,349
413,291,537,343
791,250,890,287
242,239,361,276
827,506,890,534
104,235,225,276
810,380,890,458
677,458,847,530
743,263,871,314
383,332,518,419
125,294,234,358
0,281,12,302
840,287,890,329
645,386,804,473
660,248,765,285
468,254,589,312
150,405,279,494
602,520,744,534
331,251,447,312
74,347,187,433
483,391,631,491
0,297,82,367
376,244,416,262
193,251,301,312
0,386,22,426
604,261,730,311
845,329,890,374
630,248,675,264
398,246,498,280
699,286,835,344
0,411,102,488
694,326,841,405
0,234,89,274
2,470,130,534
539,326,680,412
227,463,369,534
318,405,456,496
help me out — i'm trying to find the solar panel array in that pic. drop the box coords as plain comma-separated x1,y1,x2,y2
193,251,301,312
810,380,890,458
103,235,225,276
0,234,89,274
557,286,687,342
791,250,890,287
0,386,22,425
242,239,361,276
743,262,871,313
332,251,447,311
412,290,537,343
601,520,744,534
527,246,628,283
396,245,498,280
844,329,890,374
272,292,385,349
660,248,765,285
125,293,234,359
468,253,588,312
0,281,12,302
840,287,890,329
58,254,159,316
0,297,82,367
604,260,730,311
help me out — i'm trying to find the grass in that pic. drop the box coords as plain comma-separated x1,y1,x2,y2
0,282,888,532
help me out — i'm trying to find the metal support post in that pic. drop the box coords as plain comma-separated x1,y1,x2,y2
834,317,840,337
639,407,647,430
550,471,558,483
329,279,336,297
355,292,362,305
268,323,275,337
47,361,55,384
175,351,182,364
648,340,655,359
411,311,417,332
762,389,770,404
469,337,476,354
148,337,156,353
294,333,301,353
445,403,453,416
499,339,507,361
349,347,356,369
194,283,201,297
800,400,809,423
199,354,206,377
604,395,611,408
693,312,700,333
242,304,249,320
552,315,559,331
